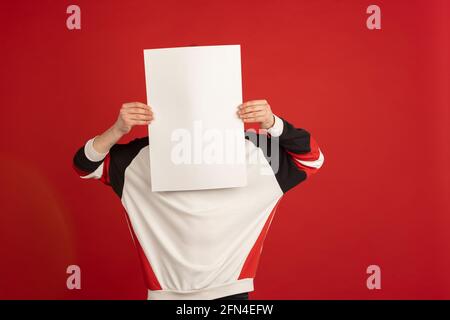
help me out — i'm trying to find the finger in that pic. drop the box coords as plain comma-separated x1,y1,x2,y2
239,103,267,112
128,105,152,113
239,100,268,108
242,116,266,123
123,102,151,109
239,110,266,119
126,107,153,115
239,105,266,115
129,114,153,121
129,119,152,126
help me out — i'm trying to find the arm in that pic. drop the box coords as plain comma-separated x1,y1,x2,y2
268,114,324,178
238,99,324,191
72,102,153,182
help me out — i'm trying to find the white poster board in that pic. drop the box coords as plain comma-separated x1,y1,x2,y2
143,45,247,191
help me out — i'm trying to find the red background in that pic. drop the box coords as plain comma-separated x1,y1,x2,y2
0,0,448,299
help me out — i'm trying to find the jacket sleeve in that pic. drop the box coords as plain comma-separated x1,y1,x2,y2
73,136,149,197
268,115,324,177
72,136,112,186
266,115,324,192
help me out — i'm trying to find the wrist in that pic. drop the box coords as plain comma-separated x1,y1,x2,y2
261,114,275,129
267,114,284,137
111,123,126,140
86,136,109,162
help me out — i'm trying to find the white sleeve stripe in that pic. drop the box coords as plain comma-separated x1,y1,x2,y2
85,136,109,162
267,114,284,137
80,163,104,180
293,149,324,169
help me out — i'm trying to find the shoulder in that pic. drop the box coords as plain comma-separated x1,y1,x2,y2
109,136,149,163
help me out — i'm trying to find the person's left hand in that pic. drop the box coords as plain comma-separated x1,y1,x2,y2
237,99,275,129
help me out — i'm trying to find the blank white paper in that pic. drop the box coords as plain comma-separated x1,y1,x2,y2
143,45,247,191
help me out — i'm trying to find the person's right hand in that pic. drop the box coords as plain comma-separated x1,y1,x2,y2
113,102,154,136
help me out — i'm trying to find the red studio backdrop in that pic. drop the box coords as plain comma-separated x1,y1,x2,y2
0,0,448,299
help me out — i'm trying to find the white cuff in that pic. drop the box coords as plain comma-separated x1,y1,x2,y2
267,114,284,137
84,136,108,162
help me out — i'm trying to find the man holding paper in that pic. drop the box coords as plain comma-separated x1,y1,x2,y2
72,45,324,300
